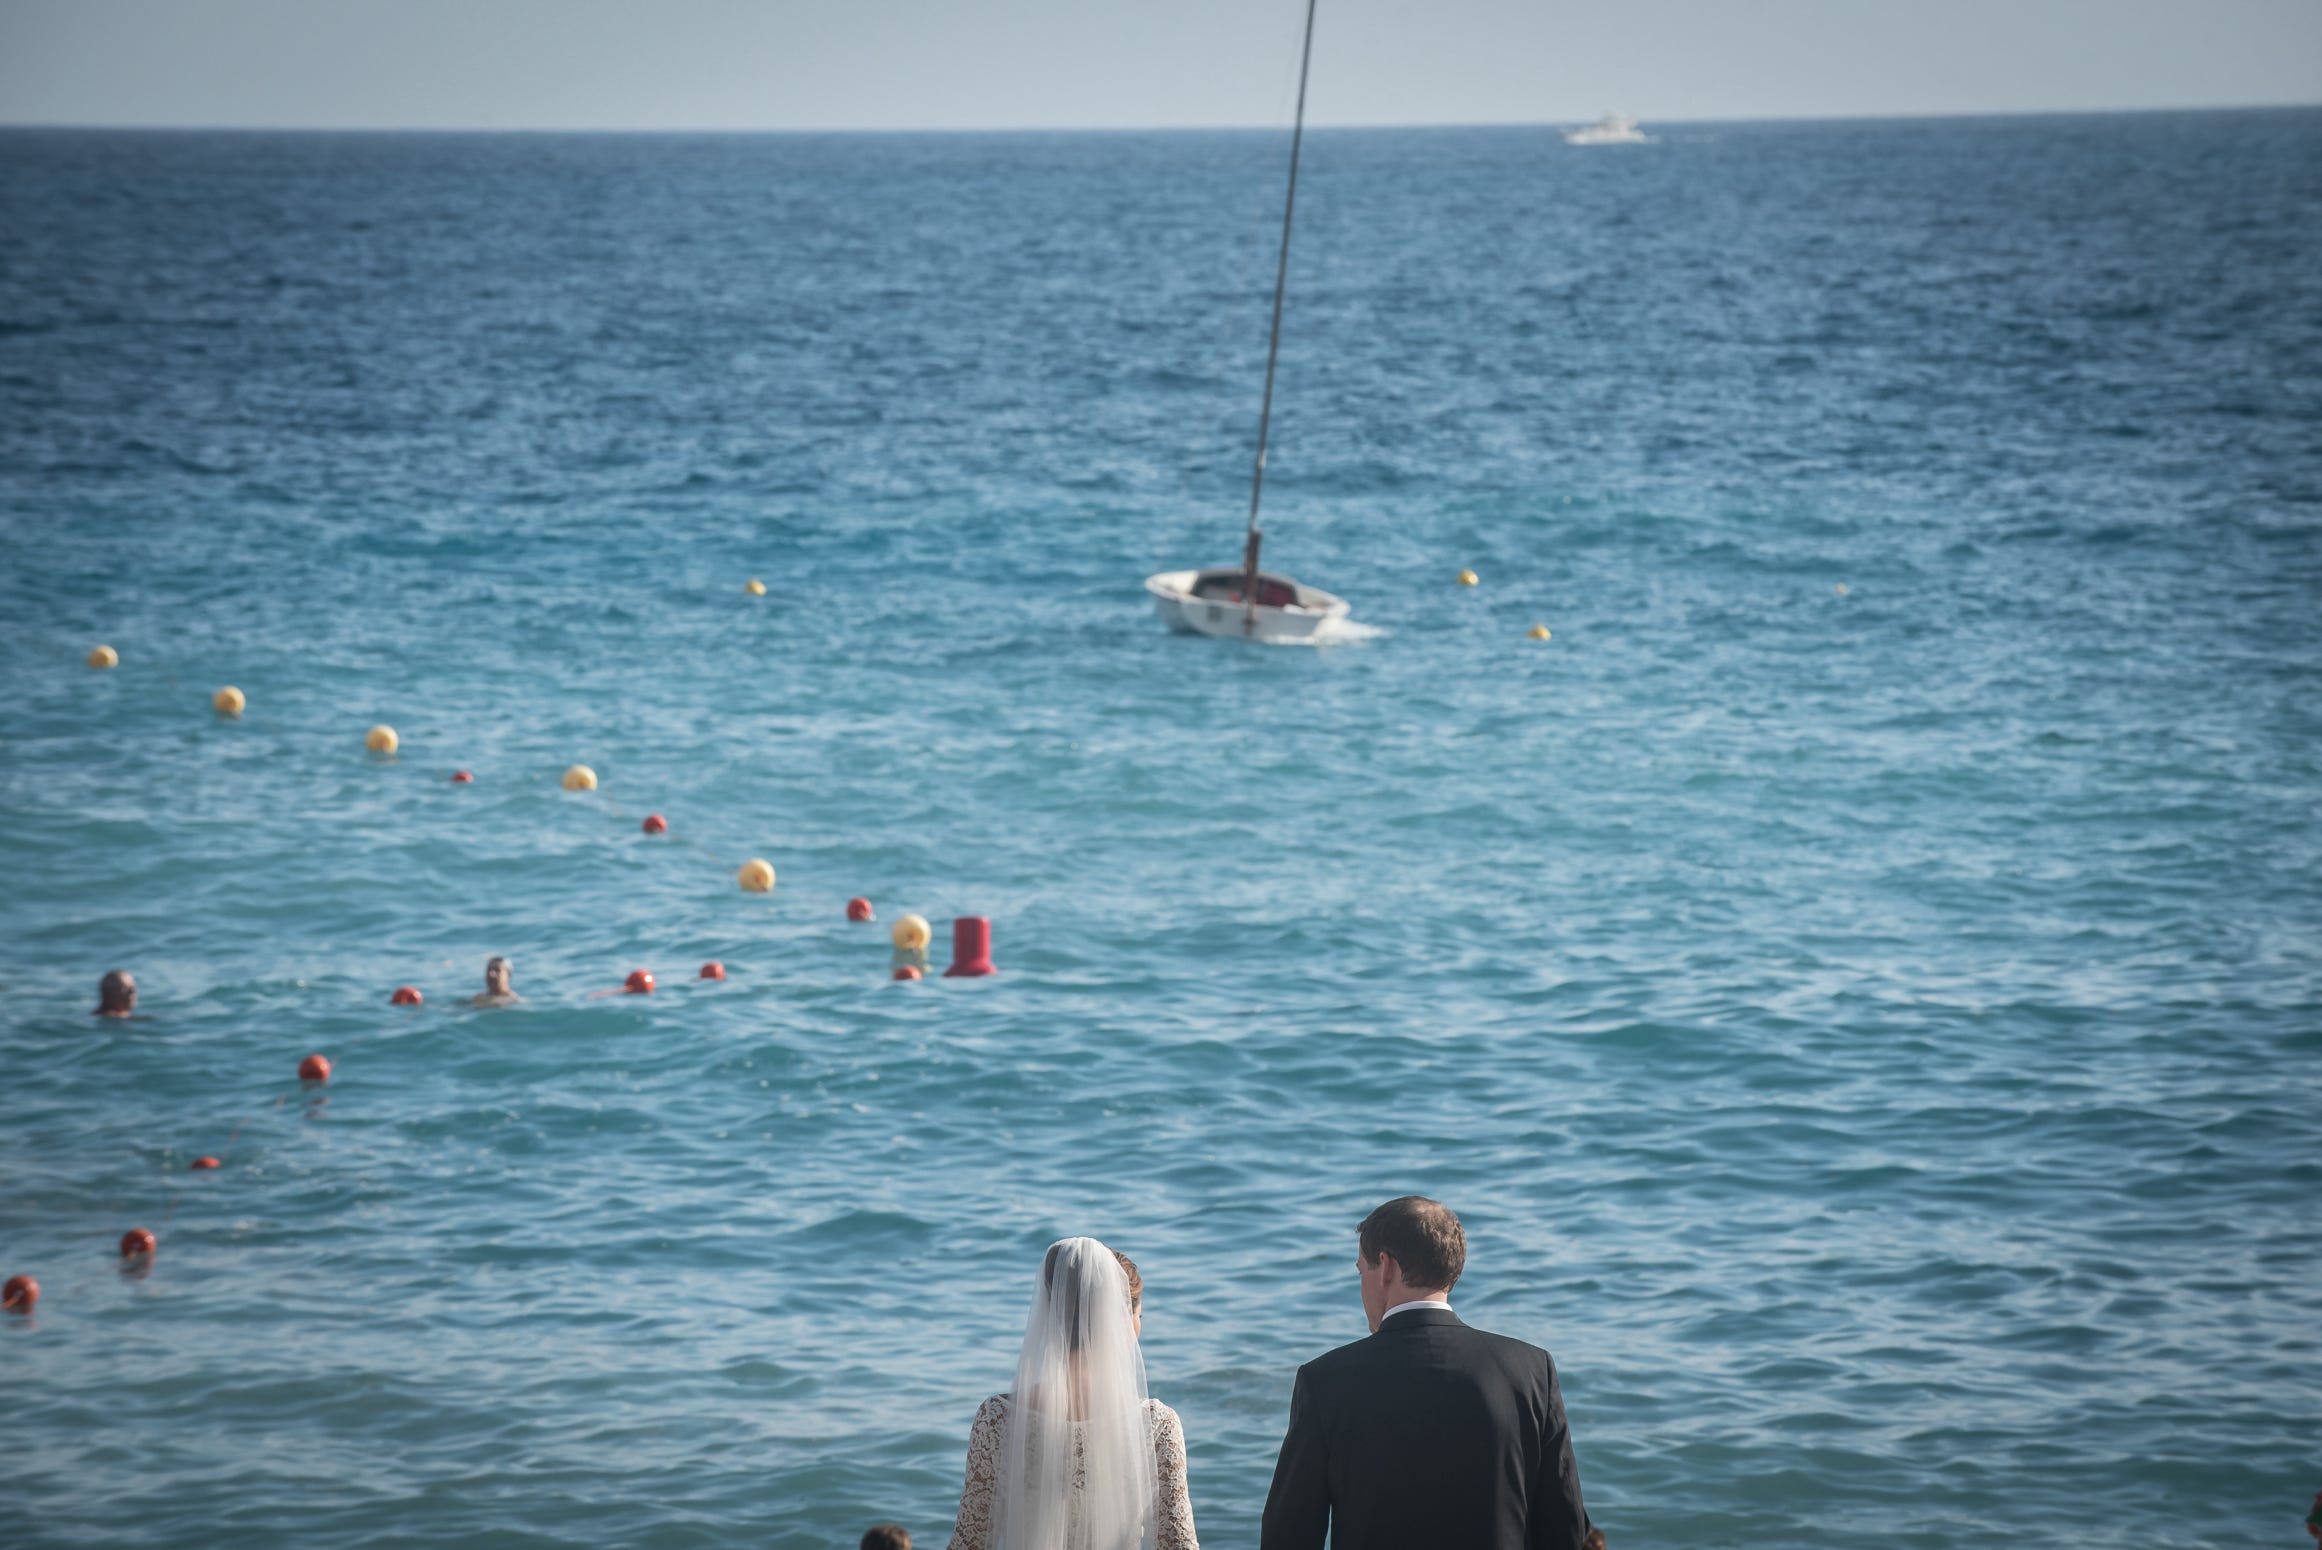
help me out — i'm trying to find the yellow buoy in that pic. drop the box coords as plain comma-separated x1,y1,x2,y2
890,913,931,953
1835,583,1849,595
213,686,246,717
737,858,776,893
87,645,118,670
366,724,399,755
745,578,767,596
1528,624,1552,641
562,764,597,792
1458,569,1479,587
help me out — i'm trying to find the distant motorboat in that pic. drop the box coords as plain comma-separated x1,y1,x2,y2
1146,568,1350,642
1562,113,1649,145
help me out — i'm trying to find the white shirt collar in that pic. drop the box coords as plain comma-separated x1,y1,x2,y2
1383,1298,1452,1321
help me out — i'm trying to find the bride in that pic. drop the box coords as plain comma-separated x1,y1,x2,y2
947,1238,1198,1550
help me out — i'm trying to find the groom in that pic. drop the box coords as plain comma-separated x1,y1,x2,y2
1260,1196,1593,1549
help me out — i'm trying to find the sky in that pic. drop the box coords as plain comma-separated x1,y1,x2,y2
1,0,2318,132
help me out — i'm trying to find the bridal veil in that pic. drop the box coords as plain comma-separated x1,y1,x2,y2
994,1237,1159,1550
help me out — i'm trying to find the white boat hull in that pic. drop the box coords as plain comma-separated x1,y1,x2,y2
1146,569,1351,642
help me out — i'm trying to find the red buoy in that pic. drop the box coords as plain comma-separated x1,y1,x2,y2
624,969,655,995
451,770,474,783
641,813,668,835
2,1274,36,1313
698,961,725,981
944,915,997,977
120,1228,156,1260
299,1053,331,1083
893,965,922,981
847,896,874,922
389,985,422,1006
190,1155,221,1171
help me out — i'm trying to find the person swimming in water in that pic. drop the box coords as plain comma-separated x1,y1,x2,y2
471,956,522,1007
95,970,136,1018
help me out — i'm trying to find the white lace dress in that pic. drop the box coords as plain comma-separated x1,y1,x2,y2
946,1392,1198,1550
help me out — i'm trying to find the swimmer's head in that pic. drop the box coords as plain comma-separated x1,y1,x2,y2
97,970,136,1017
484,956,512,995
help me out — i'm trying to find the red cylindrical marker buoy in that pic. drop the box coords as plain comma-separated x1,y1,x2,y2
299,1053,332,1083
641,814,668,835
120,1228,156,1260
846,897,874,922
451,770,474,783
943,916,997,977
624,969,655,995
698,962,725,981
389,986,422,1006
2,1274,37,1313
190,1156,221,1171
893,965,922,981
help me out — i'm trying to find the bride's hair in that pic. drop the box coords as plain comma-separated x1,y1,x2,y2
1001,1238,1158,1550
1042,1243,1142,1348
1112,1251,1141,1314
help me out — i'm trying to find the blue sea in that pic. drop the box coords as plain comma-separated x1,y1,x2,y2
2,110,2319,1548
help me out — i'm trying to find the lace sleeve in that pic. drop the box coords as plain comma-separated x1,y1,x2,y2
1150,1401,1198,1550
947,1395,1009,1550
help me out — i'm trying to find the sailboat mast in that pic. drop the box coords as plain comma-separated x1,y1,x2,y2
1242,0,1320,630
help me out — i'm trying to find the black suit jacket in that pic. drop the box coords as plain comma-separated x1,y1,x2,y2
1259,1307,1590,1550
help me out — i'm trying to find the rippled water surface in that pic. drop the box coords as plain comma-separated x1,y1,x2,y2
3,113,2320,1548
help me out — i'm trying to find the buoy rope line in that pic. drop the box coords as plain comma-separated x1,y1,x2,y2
7,756,922,1321
46,1101,300,1308
13,641,1054,1317
571,785,761,888
153,1114,259,1235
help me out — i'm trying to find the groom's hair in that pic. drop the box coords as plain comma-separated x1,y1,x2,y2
1358,1196,1466,1292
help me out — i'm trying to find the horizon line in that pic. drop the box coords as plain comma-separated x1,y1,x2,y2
3,100,2317,137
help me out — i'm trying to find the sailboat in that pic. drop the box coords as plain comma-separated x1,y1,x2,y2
1147,0,1353,643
